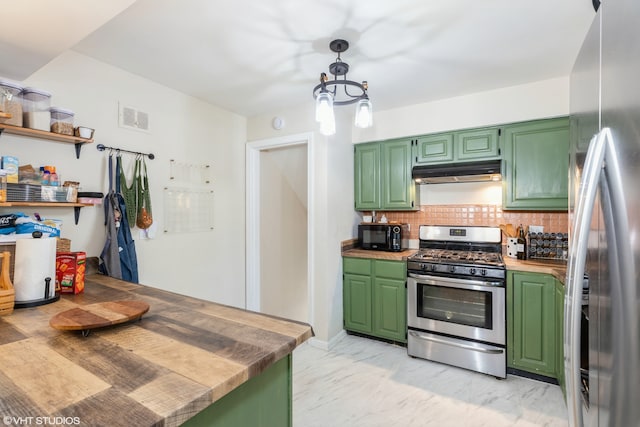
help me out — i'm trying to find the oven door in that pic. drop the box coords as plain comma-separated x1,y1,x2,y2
407,273,505,345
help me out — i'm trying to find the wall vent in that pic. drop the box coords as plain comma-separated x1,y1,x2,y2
119,102,151,133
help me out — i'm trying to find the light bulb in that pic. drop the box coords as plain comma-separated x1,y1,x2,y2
315,91,333,122
319,111,336,135
316,91,335,135
354,98,373,128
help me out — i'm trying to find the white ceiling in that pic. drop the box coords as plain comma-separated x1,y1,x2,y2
1,0,596,118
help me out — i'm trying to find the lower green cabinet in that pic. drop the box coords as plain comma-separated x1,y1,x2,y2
343,257,407,343
507,271,562,379
555,282,565,395
183,354,292,427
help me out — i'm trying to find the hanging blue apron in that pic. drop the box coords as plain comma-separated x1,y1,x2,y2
99,152,139,283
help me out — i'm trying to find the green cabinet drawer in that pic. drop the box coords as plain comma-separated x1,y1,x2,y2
343,257,372,275
374,259,406,280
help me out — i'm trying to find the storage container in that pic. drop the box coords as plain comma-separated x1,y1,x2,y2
0,79,24,127
50,106,74,135
22,87,51,131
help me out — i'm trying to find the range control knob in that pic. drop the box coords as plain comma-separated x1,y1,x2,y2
480,269,488,276
449,265,456,273
430,264,436,272
470,268,476,275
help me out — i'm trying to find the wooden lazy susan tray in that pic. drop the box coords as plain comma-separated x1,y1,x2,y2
50,300,150,337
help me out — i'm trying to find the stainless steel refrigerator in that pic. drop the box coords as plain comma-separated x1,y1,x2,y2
566,0,640,426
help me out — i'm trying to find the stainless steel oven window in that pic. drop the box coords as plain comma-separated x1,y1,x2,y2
418,284,493,329
408,275,505,345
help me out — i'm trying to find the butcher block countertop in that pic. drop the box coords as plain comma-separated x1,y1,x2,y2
341,238,417,261
0,274,313,426
503,257,567,283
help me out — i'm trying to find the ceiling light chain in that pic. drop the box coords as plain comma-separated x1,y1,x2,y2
313,39,372,135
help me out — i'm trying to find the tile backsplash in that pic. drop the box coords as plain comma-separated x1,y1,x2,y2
379,205,568,241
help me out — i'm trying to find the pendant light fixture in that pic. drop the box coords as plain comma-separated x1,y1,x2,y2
312,39,372,135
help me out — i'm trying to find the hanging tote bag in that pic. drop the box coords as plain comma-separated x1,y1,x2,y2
115,155,139,283
120,155,139,227
136,157,153,229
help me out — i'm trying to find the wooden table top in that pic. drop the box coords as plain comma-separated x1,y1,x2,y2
0,274,313,426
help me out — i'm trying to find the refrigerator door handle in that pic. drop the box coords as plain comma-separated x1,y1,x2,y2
599,129,638,426
565,128,610,427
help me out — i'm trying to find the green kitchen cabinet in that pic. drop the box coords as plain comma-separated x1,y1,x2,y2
413,133,455,164
413,126,500,165
373,260,407,342
502,117,570,210
343,257,373,334
343,257,407,343
183,354,292,427
555,281,565,395
507,271,558,378
354,142,381,210
455,127,501,161
354,139,419,211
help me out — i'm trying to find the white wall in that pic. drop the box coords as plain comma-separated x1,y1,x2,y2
0,51,247,307
246,76,570,347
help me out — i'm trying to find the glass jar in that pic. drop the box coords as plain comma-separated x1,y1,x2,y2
22,87,52,131
0,79,24,127
50,107,75,135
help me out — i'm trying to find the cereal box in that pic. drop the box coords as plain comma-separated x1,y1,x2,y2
1,156,18,183
56,252,86,294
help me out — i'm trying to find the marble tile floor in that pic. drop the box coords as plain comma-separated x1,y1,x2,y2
293,334,568,427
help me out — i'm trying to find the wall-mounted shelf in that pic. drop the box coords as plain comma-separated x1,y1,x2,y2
0,123,94,159
0,202,94,224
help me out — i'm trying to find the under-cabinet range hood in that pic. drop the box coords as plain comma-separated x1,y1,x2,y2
412,160,502,184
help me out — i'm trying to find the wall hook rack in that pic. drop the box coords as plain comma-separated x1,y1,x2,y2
96,144,155,160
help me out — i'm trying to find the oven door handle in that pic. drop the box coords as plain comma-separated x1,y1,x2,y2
408,331,504,355
408,273,503,288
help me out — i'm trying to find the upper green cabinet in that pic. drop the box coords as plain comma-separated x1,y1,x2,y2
354,143,381,210
354,139,419,211
456,127,501,161
502,117,569,210
414,126,500,165
414,133,454,163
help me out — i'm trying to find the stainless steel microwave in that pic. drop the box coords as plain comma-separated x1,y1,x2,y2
358,223,405,252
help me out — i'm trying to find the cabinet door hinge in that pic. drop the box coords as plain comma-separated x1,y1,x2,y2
411,201,414,208
498,128,502,136
405,281,408,289
498,148,501,156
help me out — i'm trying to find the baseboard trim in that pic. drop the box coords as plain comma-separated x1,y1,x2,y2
307,330,347,351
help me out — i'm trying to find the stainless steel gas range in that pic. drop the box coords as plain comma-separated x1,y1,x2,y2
407,225,506,378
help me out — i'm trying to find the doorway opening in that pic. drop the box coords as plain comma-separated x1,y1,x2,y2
246,132,314,324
